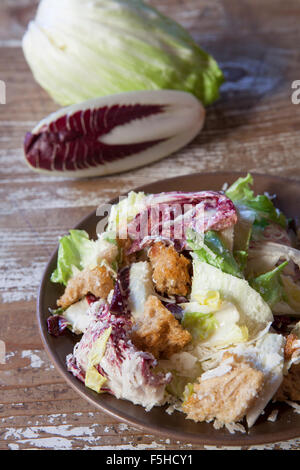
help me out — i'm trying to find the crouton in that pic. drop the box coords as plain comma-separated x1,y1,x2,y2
182,354,264,424
148,242,191,297
284,333,299,360
57,266,114,309
131,295,191,359
276,363,300,402
275,333,300,402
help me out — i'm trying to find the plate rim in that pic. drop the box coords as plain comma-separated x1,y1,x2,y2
37,171,300,447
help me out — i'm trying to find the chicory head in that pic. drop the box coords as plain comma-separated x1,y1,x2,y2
22,0,224,106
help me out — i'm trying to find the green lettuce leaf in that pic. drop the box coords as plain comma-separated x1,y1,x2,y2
23,0,224,107
51,229,117,286
166,371,200,400
182,310,218,341
187,228,244,278
281,275,300,312
226,173,287,228
249,261,289,307
106,191,147,236
51,230,90,285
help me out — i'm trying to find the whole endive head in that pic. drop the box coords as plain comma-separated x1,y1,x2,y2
22,0,224,106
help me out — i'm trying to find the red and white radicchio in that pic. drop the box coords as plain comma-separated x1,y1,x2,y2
24,90,205,178
66,300,171,410
127,190,238,253
109,267,130,316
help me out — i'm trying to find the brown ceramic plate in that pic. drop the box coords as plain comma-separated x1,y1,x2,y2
37,171,300,447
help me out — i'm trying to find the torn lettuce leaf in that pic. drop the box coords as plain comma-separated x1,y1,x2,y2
246,241,300,278
166,373,194,399
249,261,289,307
87,327,112,367
191,260,273,340
85,367,107,394
51,229,118,286
233,205,255,252
182,299,249,347
51,230,91,286
225,173,254,202
187,228,244,278
106,191,147,237
85,327,112,393
280,275,300,313
225,173,287,229
182,310,218,341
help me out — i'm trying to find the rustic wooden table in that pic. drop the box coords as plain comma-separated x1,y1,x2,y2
1,0,300,451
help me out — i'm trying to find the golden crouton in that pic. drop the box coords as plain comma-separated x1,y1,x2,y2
275,333,300,401
276,364,300,402
183,355,264,424
148,242,191,297
131,295,192,359
57,266,114,309
284,334,299,360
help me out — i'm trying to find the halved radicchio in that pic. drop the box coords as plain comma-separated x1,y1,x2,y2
127,190,238,253
24,90,205,177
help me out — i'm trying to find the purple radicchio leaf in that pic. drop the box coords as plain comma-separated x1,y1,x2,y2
47,315,69,337
86,293,100,305
127,191,238,254
162,295,187,320
174,294,188,304
163,302,184,321
109,267,130,316
66,353,85,383
67,301,171,399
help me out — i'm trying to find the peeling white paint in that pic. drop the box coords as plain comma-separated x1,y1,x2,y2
17,437,73,450
7,443,20,450
0,258,45,303
21,350,44,369
118,423,129,432
46,414,67,425
4,351,16,361
248,439,300,451
2,419,300,450
4,424,97,441
82,442,167,451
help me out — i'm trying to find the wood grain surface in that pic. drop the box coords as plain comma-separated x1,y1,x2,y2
1,0,300,451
